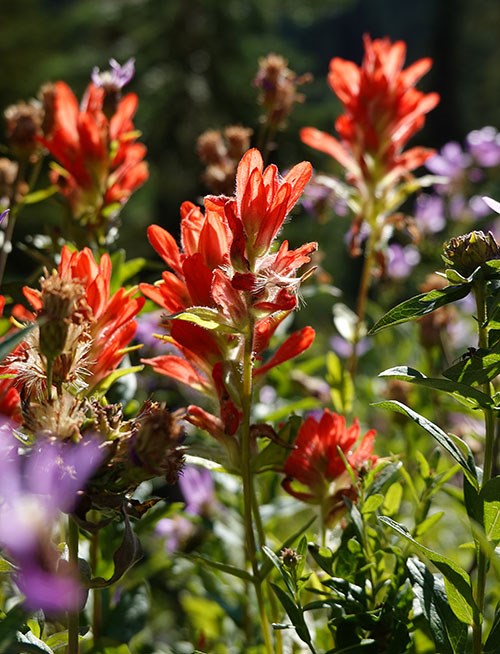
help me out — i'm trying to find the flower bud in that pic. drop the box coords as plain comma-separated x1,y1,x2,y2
280,547,301,569
38,273,85,363
4,100,44,158
442,230,500,278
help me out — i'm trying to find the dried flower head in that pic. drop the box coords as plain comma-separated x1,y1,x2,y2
196,125,253,194
0,158,19,200
254,53,311,129
280,547,301,569
4,100,44,157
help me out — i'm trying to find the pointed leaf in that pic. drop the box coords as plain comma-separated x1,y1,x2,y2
270,583,314,649
407,558,467,654
369,284,471,335
169,307,239,333
180,553,254,582
373,400,478,488
443,348,500,386
380,516,477,625
379,365,494,410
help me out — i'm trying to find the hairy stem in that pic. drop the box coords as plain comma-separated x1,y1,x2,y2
240,328,274,654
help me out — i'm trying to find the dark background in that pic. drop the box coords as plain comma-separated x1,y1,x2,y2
2,0,499,277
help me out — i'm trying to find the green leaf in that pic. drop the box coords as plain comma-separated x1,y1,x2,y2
270,583,314,650
307,543,335,576
361,494,384,517
379,365,494,410
380,516,477,625
479,476,500,541
181,553,254,583
381,482,403,516
87,511,143,588
408,558,467,654
22,186,58,205
364,461,402,497
260,515,316,580
369,284,471,335
170,307,239,333
373,400,478,488
0,557,15,573
414,511,445,538
485,603,500,653
44,632,68,651
443,348,500,387
90,364,144,397
326,351,354,413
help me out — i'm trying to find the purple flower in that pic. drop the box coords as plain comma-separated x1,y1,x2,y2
179,466,217,517
0,429,102,612
386,243,421,280
466,127,500,167
330,335,371,359
413,194,446,233
135,310,167,352
91,58,135,90
426,141,470,179
156,515,195,553
0,208,9,224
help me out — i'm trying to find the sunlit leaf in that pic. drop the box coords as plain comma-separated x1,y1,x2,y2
380,517,477,625
373,400,478,488
369,284,471,335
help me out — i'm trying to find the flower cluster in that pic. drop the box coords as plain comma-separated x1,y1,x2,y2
141,148,316,456
282,409,377,525
39,59,148,243
301,35,439,261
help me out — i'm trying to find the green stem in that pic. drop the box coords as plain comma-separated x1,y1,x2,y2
251,482,284,654
472,280,496,654
240,328,274,654
348,225,378,377
67,516,80,654
90,530,102,646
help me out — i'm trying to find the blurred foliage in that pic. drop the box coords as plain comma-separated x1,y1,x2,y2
2,0,500,284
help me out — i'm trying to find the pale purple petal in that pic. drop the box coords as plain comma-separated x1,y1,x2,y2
466,127,500,167
179,466,215,516
387,244,421,280
413,194,446,233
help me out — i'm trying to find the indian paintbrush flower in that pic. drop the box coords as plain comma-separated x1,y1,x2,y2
141,148,316,446
282,409,377,526
38,64,148,242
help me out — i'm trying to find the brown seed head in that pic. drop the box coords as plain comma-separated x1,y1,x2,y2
4,100,44,156
442,230,500,278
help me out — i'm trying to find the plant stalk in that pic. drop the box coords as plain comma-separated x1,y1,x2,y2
67,516,80,654
472,279,496,654
240,327,274,654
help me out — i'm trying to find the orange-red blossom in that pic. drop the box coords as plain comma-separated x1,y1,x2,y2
282,409,377,525
140,148,317,445
40,80,148,237
301,35,439,185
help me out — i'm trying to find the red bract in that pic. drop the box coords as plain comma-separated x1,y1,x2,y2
282,409,376,524
40,81,148,237
301,35,439,184
141,149,317,443
0,296,22,422
21,246,145,390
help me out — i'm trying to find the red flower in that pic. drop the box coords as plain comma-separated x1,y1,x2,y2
141,149,317,441
301,35,439,184
40,81,148,237
282,409,376,524
0,296,22,422
20,246,144,391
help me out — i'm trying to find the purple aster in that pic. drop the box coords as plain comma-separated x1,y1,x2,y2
413,193,446,233
0,208,9,224
386,243,421,280
466,127,500,167
0,431,102,612
179,466,217,517
468,195,491,218
91,57,135,91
